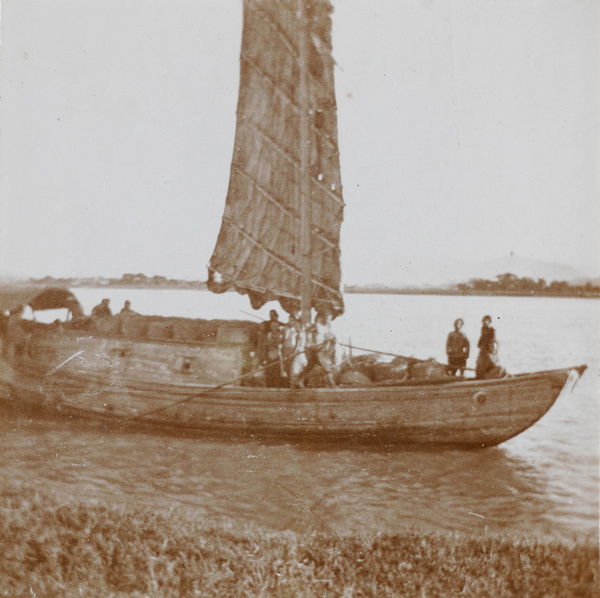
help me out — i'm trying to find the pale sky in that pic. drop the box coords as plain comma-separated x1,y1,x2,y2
1,0,598,286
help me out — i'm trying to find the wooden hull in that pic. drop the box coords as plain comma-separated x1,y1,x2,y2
0,329,586,448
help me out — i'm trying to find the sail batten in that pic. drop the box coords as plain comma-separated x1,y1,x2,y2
239,122,344,215
230,167,340,253
254,5,297,57
240,56,344,164
219,218,343,298
232,166,297,219
208,0,344,317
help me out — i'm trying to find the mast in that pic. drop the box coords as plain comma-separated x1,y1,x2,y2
298,0,312,328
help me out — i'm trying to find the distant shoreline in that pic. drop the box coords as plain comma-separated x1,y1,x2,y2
26,276,600,299
343,287,600,299
31,281,599,299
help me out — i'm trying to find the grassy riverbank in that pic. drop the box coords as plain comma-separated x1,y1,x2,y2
1,484,597,597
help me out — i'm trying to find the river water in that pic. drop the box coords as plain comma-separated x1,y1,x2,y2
1,289,598,543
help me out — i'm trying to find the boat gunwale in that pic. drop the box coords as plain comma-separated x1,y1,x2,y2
24,360,584,395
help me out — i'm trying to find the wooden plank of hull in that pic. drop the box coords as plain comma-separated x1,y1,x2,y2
4,336,583,447
24,332,250,387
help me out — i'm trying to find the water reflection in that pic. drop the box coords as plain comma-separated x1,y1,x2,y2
0,408,584,543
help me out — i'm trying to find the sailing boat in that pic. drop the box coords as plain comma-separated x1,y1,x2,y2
0,0,586,448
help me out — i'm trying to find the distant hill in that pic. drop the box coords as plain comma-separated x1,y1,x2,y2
454,255,585,286
351,254,595,289
344,255,599,297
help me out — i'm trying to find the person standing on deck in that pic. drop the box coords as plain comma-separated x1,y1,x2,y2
446,318,470,375
475,315,506,379
301,311,336,387
259,309,285,387
282,315,304,387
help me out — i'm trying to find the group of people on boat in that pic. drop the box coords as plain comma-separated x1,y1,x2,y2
66,298,139,328
0,298,141,359
446,315,507,380
257,309,336,389
256,310,507,388
1,293,506,385
89,298,138,319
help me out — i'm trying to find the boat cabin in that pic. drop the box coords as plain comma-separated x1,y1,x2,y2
0,284,262,387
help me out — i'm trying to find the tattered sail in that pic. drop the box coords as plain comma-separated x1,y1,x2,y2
207,0,344,318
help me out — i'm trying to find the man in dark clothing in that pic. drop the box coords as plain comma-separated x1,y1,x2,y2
91,298,112,318
258,310,285,387
446,318,470,375
476,315,506,379
120,300,138,315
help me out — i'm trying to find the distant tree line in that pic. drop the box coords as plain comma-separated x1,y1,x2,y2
28,272,600,298
455,273,599,297
29,273,207,289
344,273,599,298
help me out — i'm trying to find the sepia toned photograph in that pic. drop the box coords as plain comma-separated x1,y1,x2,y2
0,0,598,595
